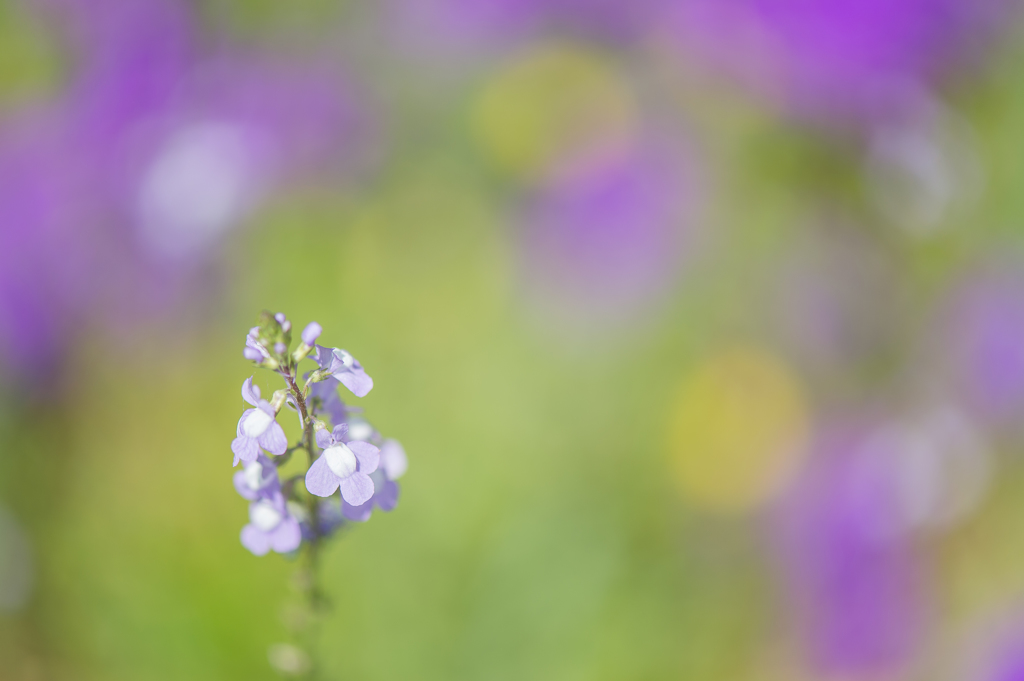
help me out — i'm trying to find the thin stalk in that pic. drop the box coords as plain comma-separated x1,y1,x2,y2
283,370,325,679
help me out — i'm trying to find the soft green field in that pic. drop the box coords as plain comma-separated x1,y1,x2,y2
4,3,1024,680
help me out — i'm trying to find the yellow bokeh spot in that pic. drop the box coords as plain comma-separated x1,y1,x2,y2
668,347,810,513
471,43,638,182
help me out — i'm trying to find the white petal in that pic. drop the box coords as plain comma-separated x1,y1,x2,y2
381,440,408,480
242,461,264,490
324,444,357,479
242,409,274,438
347,420,374,442
334,348,355,369
250,501,283,531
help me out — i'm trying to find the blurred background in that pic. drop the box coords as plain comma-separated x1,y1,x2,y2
4,0,1024,679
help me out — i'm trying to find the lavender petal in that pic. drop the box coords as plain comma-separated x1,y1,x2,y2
241,376,261,406
269,517,302,553
231,436,260,465
257,421,288,455
236,409,255,437
342,499,373,522
348,440,380,474
337,367,373,397
376,480,400,511
338,471,374,506
232,470,259,500
240,525,272,556
305,455,341,497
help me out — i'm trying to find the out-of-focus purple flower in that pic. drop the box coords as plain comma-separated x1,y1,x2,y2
519,144,695,326
231,377,287,465
940,264,1024,424
299,496,346,541
233,453,281,502
388,0,542,59
983,624,1024,681
380,439,409,480
316,346,373,398
308,377,351,428
775,423,929,676
343,439,407,522
273,313,291,334
305,424,380,506
0,0,359,380
666,0,1010,124
240,490,302,556
390,0,668,58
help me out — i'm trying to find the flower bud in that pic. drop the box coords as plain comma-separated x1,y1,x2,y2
256,310,294,360
270,390,288,412
243,347,264,363
301,322,322,345
275,312,292,333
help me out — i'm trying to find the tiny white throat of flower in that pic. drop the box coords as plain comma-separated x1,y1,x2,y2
382,442,408,480
251,501,283,531
347,421,373,442
335,349,355,369
325,443,357,478
243,408,274,438
243,461,264,490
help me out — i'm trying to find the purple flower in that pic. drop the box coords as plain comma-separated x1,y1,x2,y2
941,265,1024,424
231,377,287,466
343,439,407,522
0,0,360,379
518,144,695,325
232,453,281,501
667,0,1010,124
304,424,380,506
776,424,928,676
316,345,373,397
983,622,1024,681
240,490,302,556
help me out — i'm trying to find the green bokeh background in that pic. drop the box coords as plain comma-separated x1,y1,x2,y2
4,3,1024,680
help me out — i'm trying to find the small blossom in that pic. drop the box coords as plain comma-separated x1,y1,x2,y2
233,453,281,501
231,377,288,465
343,439,406,522
305,424,380,505
301,321,322,345
240,491,302,555
316,345,373,397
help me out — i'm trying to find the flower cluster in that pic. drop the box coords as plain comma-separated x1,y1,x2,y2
230,311,407,556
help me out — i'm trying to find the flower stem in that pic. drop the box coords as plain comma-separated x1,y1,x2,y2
282,369,328,679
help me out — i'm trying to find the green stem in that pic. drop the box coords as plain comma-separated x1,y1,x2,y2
282,371,325,679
